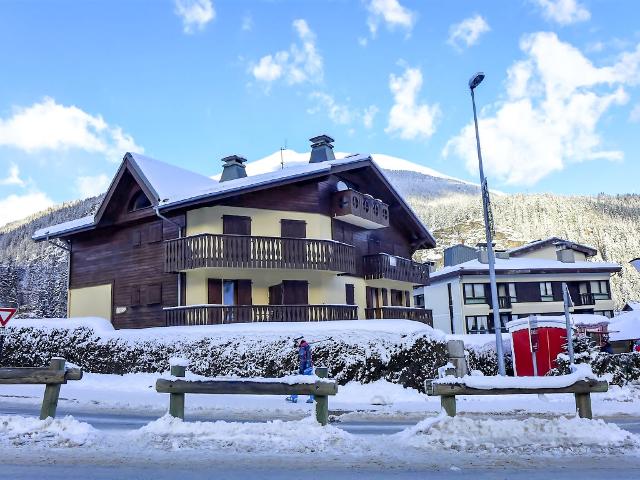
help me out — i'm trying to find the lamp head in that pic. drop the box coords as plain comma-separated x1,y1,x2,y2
469,72,485,90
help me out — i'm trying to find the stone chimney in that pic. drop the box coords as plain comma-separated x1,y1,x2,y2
495,250,510,260
309,135,336,163
220,155,247,182
556,244,575,263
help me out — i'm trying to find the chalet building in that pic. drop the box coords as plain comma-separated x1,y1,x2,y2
33,136,435,329
414,238,621,334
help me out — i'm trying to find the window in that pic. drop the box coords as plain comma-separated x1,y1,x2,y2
508,283,517,303
590,281,610,300
464,283,486,304
391,289,404,307
414,294,425,308
539,282,553,302
345,284,355,306
128,190,151,212
223,280,236,306
147,222,162,243
466,315,489,334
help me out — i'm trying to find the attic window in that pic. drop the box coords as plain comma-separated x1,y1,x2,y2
129,190,152,212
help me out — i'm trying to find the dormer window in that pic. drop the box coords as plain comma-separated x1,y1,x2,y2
129,190,152,212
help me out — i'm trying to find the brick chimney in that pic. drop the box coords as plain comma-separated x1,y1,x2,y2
556,244,576,263
220,155,247,182
309,135,336,163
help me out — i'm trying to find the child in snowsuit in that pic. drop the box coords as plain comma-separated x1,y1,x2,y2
286,339,314,404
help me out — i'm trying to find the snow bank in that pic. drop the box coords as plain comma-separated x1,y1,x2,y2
335,379,426,406
158,373,334,385
609,311,640,342
135,414,355,454
0,415,97,447
8,317,114,332
396,415,638,454
433,364,600,390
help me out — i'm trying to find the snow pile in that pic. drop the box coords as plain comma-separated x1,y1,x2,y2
396,415,639,454
335,379,426,406
135,415,355,454
434,363,600,390
8,316,114,332
0,415,97,447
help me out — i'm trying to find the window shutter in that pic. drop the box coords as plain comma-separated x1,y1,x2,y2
132,229,141,247
405,290,411,307
130,286,140,306
345,284,355,305
145,283,162,305
148,222,162,243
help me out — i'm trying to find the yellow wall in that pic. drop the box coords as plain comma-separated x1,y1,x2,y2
187,205,332,239
519,246,587,262
68,284,112,321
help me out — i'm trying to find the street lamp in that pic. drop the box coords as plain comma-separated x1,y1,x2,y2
469,72,506,376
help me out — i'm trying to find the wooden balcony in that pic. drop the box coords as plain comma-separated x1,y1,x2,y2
363,253,430,284
164,234,357,273
576,293,596,307
364,306,433,325
164,304,358,326
332,189,389,229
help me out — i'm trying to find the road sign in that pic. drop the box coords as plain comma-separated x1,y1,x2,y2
0,307,17,327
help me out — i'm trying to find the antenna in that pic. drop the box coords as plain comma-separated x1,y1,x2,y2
280,139,287,170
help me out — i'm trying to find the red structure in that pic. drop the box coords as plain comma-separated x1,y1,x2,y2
508,317,567,376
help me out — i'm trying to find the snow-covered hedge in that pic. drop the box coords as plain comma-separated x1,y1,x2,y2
1,324,453,392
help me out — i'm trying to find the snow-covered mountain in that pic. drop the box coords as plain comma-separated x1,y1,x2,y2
214,149,481,199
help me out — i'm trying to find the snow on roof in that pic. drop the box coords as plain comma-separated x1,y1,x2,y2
429,257,621,282
508,237,597,257
609,311,640,342
623,301,640,311
160,154,370,207
33,215,95,240
128,152,218,202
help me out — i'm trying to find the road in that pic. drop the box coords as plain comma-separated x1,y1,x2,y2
1,402,639,479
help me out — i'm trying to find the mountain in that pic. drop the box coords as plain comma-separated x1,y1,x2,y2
2,154,639,318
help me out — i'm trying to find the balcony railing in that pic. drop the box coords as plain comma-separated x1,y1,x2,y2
363,253,430,284
490,296,512,309
164,234,357,273
164,304,358,326
332,189,389,229
576,292,596,306
364,306,433,325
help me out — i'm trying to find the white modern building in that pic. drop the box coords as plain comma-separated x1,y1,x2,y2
415,238,621,334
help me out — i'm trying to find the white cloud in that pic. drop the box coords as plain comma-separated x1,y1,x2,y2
385,66,441,140
448,15,490,51
174,0,215,34
631,104,640,122
366,0,416,36
0,163,25,187
0,191,54,227
308,93,379,129
251,19,323,86
0,97,142,162
444,32,640,186
532,0,590,25
75,174,111,198
363,105,379,129
241,14,253,32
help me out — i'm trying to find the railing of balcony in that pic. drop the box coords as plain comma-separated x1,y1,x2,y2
492,296,512,309
164,234,357,273
164,304,358,326
576,292,596,306
364,306,433,325
362,253,430,284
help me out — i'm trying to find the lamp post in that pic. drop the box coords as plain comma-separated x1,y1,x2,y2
469,72,506,376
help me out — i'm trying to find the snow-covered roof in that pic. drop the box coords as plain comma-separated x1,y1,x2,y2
33,215,95,240
622,301,640,311
508,237,597,258
127,153,218,202
609,311,640,342
429,257,621,283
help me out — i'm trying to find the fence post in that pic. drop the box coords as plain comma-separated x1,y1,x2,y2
574,392,593,419
315,366,329,426
446,340,467,377
169,364,186,420
40,357,65,420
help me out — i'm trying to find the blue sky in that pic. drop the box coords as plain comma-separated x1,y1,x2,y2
1,0,639,226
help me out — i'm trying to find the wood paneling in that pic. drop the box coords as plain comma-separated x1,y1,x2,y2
69,213,182,329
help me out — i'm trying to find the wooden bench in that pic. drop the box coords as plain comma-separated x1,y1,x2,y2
156,365,338,426
0,357,83,419
426,374,608,419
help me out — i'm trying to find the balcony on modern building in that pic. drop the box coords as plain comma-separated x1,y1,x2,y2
575,292,596,307
364,306,433,325
164,304,358,326
363,253,430,284
164,234,357,273
332,188,389,229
